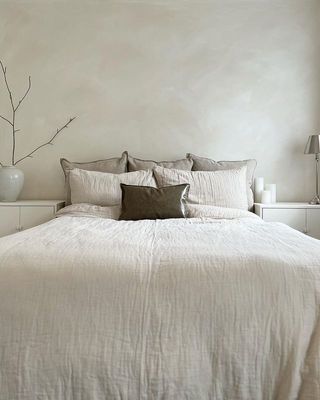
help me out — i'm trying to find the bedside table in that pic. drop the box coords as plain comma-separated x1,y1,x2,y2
254,202,320,240
0,200,65,238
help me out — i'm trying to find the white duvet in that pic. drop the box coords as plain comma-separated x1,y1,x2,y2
0,205,319,399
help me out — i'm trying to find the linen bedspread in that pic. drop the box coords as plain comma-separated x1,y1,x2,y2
0,208,319,399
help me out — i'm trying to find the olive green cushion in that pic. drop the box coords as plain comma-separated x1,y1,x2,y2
119,183,190,221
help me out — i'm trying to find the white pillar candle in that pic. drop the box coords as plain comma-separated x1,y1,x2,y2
254,177,264,203
265,184,276,203
261,190,272,204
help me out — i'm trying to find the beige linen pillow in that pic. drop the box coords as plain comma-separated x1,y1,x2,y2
127,153,193,171
56,204,121,220
153,166,248,210
61,151,128,204
187,153,256,210
69,168,155,206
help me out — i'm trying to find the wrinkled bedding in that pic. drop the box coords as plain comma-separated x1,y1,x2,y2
0,206,319,399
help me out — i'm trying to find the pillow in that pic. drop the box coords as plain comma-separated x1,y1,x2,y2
153,166,248,210
69,168,155,206
60,151,128,204
127,152,193,172
56,203,121,220
187,153,256,210
186,204,259,220
119,183,190,220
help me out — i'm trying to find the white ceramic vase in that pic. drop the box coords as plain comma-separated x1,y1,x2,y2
0,166,24,201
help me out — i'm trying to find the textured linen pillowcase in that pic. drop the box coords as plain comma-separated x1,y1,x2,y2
153,166,248,210
56,204,121,220
119,183,190,220
69,168,155,206
61,151,128,205
127,152,193,172
187,153,256,210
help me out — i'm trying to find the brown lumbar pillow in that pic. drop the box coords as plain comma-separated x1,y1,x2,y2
119,183,190,221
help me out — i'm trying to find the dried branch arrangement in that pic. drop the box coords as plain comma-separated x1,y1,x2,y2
0,60,76,167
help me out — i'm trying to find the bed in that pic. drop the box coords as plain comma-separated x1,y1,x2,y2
0,204,319,399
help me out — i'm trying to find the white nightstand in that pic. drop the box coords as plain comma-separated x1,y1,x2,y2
254,202,320,240
0,200,65,238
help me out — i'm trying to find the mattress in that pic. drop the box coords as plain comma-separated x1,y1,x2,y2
0,207,319,399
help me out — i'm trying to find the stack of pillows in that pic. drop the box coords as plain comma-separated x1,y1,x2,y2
60,151,256,220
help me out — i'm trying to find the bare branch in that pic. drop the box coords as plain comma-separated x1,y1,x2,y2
0,161,3,167
0,60,14,128
14,117,76,165
14,76,31,112
1,60,74,166
0,114,13,126
0,59,17,165
12,121,15,165
0,60,15,111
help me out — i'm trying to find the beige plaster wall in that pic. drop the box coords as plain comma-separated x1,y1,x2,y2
0,0,319,201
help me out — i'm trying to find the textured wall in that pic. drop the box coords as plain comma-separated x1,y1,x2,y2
0,0,319,201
